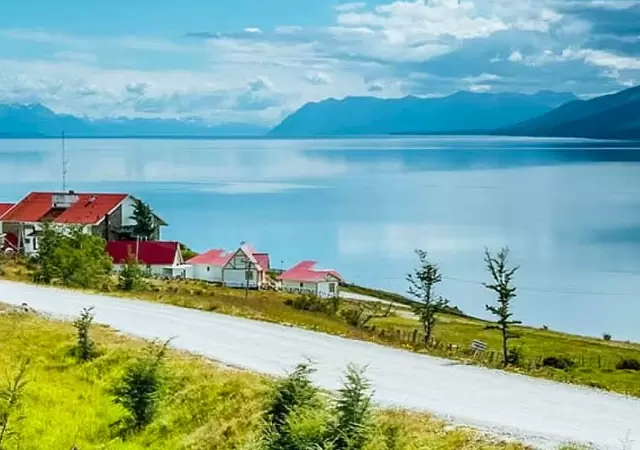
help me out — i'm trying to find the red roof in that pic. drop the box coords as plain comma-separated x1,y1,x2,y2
0,203,14,219
254,253,270,271
278,261,343,283
106,241,181,266
187,249,232,266
2,192,128,225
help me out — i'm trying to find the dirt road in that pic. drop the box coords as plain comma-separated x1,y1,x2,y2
1,280,638,449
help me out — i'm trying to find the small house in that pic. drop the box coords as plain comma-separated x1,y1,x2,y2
106,241,191,279
0,203,16,252
221,243,270,289
187,249,231,283
278,261,343,298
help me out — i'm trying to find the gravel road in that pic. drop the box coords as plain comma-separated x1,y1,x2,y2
1,280,638,449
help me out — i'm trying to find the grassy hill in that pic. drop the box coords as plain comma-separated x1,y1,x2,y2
0,303,529,450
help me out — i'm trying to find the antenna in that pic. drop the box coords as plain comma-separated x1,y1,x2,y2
61,131,68,191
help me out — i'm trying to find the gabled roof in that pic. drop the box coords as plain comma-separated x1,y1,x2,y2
278,261,343,283
187,249,233,266
254,253,270,271
0,203,15,219
106,241,181,266
2,192,128,225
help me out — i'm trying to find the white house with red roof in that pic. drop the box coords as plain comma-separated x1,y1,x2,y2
187,249,231,283
0,191,165,255
106,241,191,278
187,242,270,288
278,261,343,298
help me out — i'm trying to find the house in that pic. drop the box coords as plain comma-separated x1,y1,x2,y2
0,191,166,255
187,249,231,283
278,261,343,298
0,203,16,252
106,240,191,278
221,243,270,289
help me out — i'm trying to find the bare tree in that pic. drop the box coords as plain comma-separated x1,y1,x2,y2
483,247,521,366
407,250,449,344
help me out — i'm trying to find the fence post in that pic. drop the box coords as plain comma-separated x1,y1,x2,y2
412,329,418,345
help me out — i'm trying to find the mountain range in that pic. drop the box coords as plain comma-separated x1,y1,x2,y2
1,85,638,140
269,91,578,137
0,104,268,138
499,85,640,140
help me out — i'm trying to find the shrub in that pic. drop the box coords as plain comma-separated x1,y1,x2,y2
330,364,373,450
111,340,169,431
542,356,575,371
264,362,322,450
603,333,612,341
118,257,147,292
616,359,640,371
0,359,29,447
285,294,340,316
506,347,523,366
340,302,393,329
73,307,96,362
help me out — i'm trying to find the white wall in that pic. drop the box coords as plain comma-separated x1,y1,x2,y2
120,196,137,227
191,264,223,283
223,268,260,288
317,281,339,298
281,280,318,295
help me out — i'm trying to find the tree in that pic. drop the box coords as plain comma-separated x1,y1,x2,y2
330,364,373,450
130,199,156,241
341,302,394,329
407,250,449,344
0,359,29,448
73,307,96,362
483,247,521,367
112,340,169,431
33,225,112,289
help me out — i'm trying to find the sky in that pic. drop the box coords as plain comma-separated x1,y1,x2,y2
0,0,638,126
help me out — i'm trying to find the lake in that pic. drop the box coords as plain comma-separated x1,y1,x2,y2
1,136,640,340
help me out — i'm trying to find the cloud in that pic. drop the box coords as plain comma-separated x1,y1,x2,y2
1,0,639,125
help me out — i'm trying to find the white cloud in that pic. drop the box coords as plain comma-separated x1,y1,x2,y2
336,2,367,12
508,50,524,62
306,71,333,85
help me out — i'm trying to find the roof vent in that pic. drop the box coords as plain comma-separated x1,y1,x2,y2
52,193,79,209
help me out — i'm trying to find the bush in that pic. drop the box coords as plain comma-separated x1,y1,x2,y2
506,347,523,366
616,359,640,371
285,294,340,316
73,307,96,362
603,333,612,341
118,257,147,292
542,356,575,371
111,341,169,431
330,364,373,450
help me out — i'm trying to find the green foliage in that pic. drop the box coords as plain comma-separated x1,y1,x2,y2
542,356,575,371
483,247,522,367
616,359,640,371
330,364,373,450
118,257,147,292
0,359,29,447
603,333,612,341
73,307,96,362
180,244,198,262
130,199,157,241
33,223,112,289
264,362,321,450
285,294,341,316
407,250,449,344
112,340,169,431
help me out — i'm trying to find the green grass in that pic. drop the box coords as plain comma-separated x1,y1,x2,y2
3,260,640,398
0,304,528,450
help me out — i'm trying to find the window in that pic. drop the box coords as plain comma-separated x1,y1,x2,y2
329,283,336,293
245,270,254,280
207,266,211,272
24,238,31,245
300,282,304,288
33,238,38,250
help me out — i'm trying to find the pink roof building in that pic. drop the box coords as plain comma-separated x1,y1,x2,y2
278,261,343,297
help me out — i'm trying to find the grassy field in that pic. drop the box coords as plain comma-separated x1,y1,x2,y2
0,303,531,450
3,260,640,398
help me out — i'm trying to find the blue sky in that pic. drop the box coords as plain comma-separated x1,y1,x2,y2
0,0,638,125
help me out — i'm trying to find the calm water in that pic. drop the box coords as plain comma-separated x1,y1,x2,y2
1,137,640,340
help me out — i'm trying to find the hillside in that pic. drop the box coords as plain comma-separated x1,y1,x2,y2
502,85,640,140
269,91,577,137
0,103,268,137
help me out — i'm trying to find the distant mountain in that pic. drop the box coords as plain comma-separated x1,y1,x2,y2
269,91,577,137
500,85,640,140
0,104,268,138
